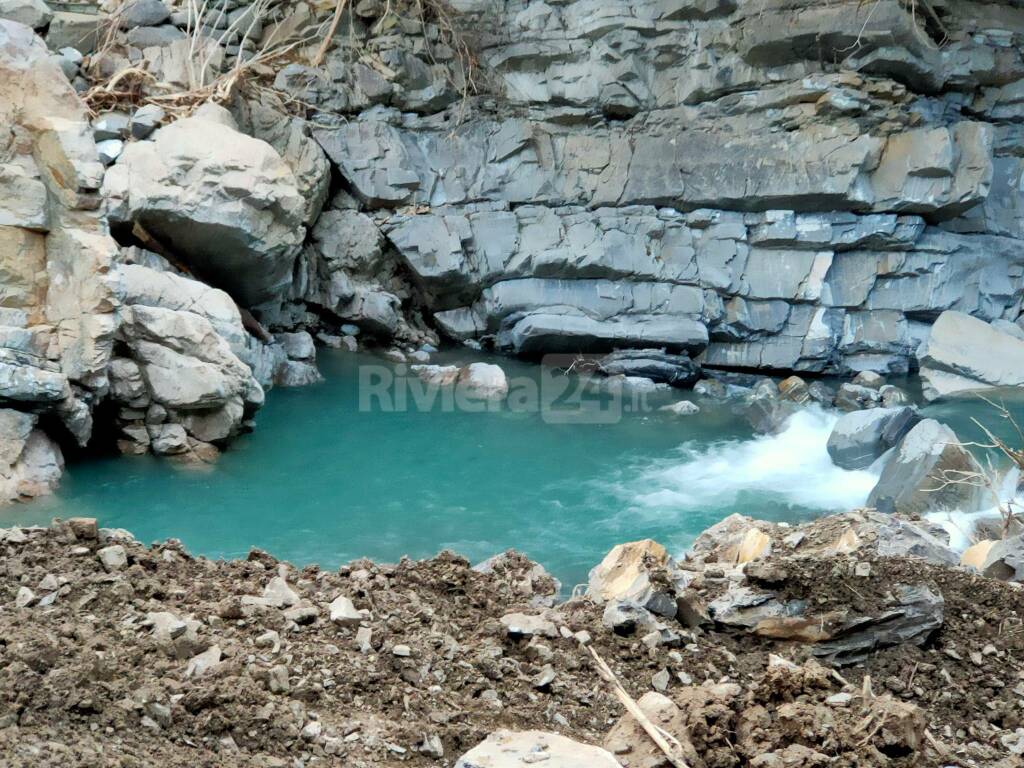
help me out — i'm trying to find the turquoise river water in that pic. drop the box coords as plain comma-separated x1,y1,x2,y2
3,349,1020,588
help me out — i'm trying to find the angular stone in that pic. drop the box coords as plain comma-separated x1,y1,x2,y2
0,0,51,29
918,311,1024,401
826,406,919,470
103,110,305,306
867,419,987,516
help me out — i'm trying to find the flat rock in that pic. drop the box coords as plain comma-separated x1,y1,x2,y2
455,730,620,768
867,419,987,516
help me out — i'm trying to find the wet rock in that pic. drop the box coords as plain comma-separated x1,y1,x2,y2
852,371,885,389
867,419,987,516
411,364,460,387
834,383,882,411
743,390,799,434
826,406,919,469
879,385,910,408
777,375,810,404
597,349,700,387
455,730,620,768
919,311,1024,401
806,381,835,407
961,539,996,570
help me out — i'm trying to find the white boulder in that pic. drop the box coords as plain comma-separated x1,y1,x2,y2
103,108,305,307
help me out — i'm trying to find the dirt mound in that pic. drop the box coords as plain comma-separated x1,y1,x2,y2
0,520,1022,766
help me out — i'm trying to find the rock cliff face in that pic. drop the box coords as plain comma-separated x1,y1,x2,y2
301,0,1024,375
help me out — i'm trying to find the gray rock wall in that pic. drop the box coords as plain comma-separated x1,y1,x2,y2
298,0,1024,373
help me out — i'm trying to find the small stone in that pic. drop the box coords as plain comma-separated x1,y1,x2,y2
97,545,128,572
255,630,281,653
38,573,59,591
119,0,171,28
67,517,98,540
129,104,166,139
262,576,299,608
301,720,323,741
854,561,871,577
284,600,318,625
392,644,412,657
652,668,670,692
418,734,444,758
500,612,557,639
660,400,700,416
92,112,130,140
328,595,362,626
268,664,290,693
532,664,556,690
852,371,886,389
185,645,221,678
827,692,853,707
355,626,373,653
96,139,124,166
15,586,35,608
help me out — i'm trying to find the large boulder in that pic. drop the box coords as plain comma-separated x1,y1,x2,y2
918,311,1024,401
867,419,988,516
103,106,305,307
826,406,919,470
455,730,620,768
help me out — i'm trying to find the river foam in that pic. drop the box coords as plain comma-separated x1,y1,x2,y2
615,408,880,520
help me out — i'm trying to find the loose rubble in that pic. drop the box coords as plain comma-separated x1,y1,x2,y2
1,515,1023,767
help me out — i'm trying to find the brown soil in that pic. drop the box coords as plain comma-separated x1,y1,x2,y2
1,521,1023,767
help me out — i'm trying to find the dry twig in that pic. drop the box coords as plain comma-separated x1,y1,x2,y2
582,642,692,768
